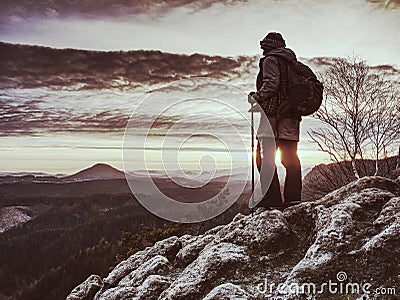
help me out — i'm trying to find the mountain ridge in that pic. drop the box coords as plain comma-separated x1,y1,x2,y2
0,163,126,184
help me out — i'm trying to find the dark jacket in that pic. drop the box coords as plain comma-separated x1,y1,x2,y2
253,47,300,141
253,47,297,114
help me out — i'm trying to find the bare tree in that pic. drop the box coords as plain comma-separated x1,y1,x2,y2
308,56,399,179
366,75,400,175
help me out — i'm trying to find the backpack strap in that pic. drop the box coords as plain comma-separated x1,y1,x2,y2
276,57,289,104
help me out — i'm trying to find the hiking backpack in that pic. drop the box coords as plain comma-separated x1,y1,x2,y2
278,58,323,116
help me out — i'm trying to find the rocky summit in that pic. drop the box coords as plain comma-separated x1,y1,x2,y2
67,176,400,300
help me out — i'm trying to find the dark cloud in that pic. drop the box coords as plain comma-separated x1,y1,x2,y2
0,99,130,135
0,42,242,89
0,42,246,136
1,0,398,22
0,101,248,136
0,0,248,21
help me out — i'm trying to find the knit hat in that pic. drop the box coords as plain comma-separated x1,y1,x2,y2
260,32,286,49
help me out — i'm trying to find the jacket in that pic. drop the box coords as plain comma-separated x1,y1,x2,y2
253,47,297,112
253,47,301,142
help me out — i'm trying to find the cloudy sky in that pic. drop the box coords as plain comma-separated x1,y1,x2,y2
1,0,399,66
1,0,399,174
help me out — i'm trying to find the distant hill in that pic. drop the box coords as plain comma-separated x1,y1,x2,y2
0,164,129,201
0,164,125,185
65,163,125,181
302,156,399,201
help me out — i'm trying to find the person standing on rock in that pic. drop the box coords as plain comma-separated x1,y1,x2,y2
249,32,302,210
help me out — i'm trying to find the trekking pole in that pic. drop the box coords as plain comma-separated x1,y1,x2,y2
250,104,255,217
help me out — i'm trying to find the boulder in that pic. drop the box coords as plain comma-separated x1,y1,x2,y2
203,283,250,300
159,242,249,300
103,236,180,288
70,176,400,300
67,275,103,300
